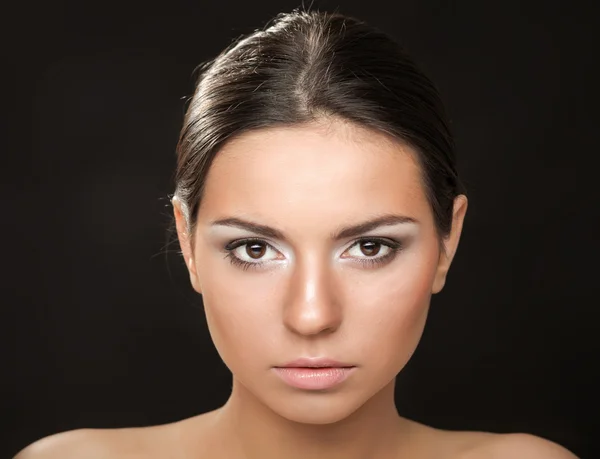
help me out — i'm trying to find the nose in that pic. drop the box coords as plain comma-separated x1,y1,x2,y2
283,256,343,336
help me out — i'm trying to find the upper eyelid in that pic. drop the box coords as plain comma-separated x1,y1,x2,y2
228,236,398,257
229,236,394,247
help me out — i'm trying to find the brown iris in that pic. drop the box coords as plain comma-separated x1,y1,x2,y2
246,243,267,259
359,241,381,256
244,240,382,261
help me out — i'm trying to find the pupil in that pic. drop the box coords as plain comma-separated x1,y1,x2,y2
245,242,381,260
361,241,380,256
247,243,266,259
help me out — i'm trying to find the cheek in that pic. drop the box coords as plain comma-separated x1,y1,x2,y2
349,249,437,366
197,261,279,368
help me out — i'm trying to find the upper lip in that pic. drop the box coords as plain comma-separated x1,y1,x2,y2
277,357,355,368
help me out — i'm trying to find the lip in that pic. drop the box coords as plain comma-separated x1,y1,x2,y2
273,357,356,390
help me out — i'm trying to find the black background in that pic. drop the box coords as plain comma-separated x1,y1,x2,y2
4,1,598,458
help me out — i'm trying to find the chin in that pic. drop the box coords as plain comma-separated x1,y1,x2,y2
262,390,371,425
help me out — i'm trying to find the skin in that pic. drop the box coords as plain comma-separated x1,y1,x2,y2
14,119,578,459
175,119,461,458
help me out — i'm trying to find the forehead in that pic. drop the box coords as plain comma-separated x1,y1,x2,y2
197,121,432,230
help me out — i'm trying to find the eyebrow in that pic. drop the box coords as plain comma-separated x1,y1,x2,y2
209,214,419,241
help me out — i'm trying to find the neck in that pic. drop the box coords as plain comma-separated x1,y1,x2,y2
212,378,410,459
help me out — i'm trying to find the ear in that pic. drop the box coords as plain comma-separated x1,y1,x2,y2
172,196,202,294
432,194,468,294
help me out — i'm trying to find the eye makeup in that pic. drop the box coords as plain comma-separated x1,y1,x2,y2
221,237,404,272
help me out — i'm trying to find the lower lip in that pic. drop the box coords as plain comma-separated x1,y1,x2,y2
272,367,356,390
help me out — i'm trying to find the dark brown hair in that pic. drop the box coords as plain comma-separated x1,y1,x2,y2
174,9,466,250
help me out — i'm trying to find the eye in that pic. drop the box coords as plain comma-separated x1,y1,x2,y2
346,240,390,258
343,238,403,268
223,239,282,271
223,237,403,271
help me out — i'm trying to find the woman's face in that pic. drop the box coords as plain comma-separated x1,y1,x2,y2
175,120,466,425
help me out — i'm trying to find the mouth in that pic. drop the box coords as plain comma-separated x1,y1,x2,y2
273,357,357,390
276,357,355,368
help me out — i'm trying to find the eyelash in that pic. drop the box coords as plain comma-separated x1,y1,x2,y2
222,237,404,271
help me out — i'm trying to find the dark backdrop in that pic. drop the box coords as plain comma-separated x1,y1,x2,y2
4,1,598,458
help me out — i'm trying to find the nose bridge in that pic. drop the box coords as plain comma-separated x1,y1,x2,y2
283,252,342,336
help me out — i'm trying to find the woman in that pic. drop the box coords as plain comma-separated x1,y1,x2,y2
16,9,578,459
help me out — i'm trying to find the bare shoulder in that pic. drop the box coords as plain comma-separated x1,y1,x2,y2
13,423,179,459
14,429,119,459
464,432,579,459
402,419,578,459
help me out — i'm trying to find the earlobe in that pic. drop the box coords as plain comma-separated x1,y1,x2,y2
432,256,449,294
